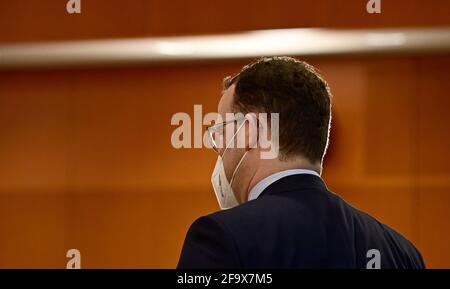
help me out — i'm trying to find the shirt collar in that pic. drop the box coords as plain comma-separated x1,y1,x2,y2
247,169,321,201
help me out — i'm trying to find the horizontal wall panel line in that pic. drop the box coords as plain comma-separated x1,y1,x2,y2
1,28,450,70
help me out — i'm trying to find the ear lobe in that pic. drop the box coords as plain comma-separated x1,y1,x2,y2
245,113,258,149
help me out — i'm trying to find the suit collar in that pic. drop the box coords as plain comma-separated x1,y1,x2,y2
248,169,320,201
259,174,328,198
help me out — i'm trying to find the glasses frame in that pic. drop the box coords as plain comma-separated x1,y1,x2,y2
207,115,246,154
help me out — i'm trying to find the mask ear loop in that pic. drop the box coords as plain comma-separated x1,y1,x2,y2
221,118,247,159
230,150,249,186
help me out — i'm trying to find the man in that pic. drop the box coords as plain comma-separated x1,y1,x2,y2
177,56,425,269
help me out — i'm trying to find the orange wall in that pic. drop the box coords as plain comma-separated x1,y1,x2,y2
0,0,449,268
1,0,450,43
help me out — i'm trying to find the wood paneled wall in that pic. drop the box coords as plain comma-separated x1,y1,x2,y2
1,0,450,43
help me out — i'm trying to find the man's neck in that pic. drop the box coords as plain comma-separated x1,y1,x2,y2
244,157,321,202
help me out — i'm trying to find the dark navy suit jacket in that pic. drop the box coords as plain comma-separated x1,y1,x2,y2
177,174,425,268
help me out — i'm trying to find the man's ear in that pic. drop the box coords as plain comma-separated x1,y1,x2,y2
245,113,258,149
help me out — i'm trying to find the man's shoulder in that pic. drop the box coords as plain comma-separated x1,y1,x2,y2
207,193,297,219
335,198,425,267
202,191,322,233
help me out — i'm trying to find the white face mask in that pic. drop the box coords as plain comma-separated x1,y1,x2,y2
211,121,248,210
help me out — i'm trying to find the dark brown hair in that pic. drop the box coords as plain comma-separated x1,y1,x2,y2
225,56,332,164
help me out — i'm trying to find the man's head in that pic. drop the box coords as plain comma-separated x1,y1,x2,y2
213,56,332,205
